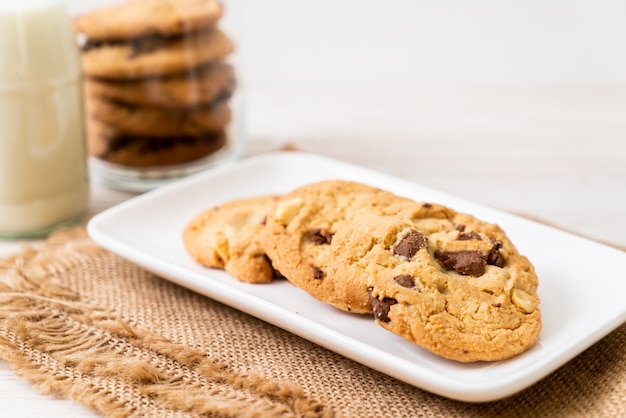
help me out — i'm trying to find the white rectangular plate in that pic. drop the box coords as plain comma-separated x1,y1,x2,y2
88,151,626,402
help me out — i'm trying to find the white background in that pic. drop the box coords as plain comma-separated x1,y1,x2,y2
242,0,626,85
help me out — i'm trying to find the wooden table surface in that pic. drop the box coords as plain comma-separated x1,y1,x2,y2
2,0,626,414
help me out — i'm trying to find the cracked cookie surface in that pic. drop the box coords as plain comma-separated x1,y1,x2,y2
259,180,413,313
183,196,280,284
330,203,541,362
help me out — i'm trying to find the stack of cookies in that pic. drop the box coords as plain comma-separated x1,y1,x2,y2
183,180,542,363
74,0,236,168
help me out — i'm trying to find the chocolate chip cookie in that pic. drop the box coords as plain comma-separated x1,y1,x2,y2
74,0,223,41
85,92,231,138
87,118,226,167
81,29,234,79
183,196,281,284
85,62,235,109
260,180,413,313
331,206,541,362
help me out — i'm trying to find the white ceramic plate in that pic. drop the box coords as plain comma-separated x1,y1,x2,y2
87,151,626,402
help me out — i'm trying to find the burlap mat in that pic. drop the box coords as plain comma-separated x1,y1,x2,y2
0,227,624,418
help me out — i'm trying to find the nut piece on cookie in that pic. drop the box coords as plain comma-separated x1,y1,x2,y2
272,197,304,226
511,288,538,313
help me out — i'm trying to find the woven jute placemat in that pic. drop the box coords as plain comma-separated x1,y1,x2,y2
0,227,624,418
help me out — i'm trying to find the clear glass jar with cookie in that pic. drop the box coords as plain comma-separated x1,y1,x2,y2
68,0,246,192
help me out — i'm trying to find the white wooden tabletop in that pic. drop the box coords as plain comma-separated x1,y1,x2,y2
2,0,626,415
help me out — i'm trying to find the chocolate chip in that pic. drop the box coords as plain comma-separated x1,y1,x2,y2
312,267,324,279
105,131,224,155
487,240,505,267
309,228,333,245
457,231,482,241
394,275,415,288
434,250,486,276
456,224,466,232
209,87,234,106
422,203,433,208
368,289,397,323
80,38,102,53
393,230,427,259
128,34,170,59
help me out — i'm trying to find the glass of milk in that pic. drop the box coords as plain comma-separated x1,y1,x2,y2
0,0,89,238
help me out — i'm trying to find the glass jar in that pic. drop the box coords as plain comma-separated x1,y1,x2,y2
69,0,246,192
0,0,89,239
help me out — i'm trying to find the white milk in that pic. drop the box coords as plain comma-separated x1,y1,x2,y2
0,0,89,237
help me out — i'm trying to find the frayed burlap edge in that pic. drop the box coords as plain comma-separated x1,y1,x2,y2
0,228,332,418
